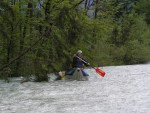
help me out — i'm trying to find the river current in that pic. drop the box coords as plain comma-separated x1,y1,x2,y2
0,64,150,113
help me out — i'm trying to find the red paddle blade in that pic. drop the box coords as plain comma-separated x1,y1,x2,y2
95,68,106,77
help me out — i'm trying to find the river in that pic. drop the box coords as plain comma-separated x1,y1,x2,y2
0,64,150,113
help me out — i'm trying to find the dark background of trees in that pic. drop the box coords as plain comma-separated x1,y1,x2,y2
0,0,150,81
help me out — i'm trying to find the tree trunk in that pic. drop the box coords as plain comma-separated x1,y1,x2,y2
15,0,33,76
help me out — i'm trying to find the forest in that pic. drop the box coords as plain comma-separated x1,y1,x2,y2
0,0,150,81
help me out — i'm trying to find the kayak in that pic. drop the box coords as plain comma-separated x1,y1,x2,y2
66,68,89,81
55,68,89,81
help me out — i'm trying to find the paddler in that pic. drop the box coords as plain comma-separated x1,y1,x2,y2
55,50,90,80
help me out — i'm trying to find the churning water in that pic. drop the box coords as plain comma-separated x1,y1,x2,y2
0,64,150,113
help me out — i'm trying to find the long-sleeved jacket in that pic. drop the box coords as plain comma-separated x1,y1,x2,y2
72,55,89,68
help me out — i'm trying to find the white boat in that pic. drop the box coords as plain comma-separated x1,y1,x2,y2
55,68,89,81
66,68,89,81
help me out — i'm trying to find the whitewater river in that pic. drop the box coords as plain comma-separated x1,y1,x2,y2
0,64,150,113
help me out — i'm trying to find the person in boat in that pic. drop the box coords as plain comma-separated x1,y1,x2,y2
72,50,90,68
55,50,90,80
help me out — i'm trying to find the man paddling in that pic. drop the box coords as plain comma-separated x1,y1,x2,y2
72,50,90,68
55,50,90,80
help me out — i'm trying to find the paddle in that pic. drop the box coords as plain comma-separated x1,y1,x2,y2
75,55,106,77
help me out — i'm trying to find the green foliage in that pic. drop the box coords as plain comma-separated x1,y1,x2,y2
135,0,150,25
0,0,150,81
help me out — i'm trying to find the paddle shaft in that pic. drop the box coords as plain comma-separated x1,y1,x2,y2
75,55,105,77
75,55,90,66
75,55,96,69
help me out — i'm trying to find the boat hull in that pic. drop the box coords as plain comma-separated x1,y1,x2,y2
66,68,89,81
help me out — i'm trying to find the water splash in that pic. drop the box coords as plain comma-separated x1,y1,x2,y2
0,64,150,113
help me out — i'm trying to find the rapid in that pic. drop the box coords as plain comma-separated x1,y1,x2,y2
0,64,150,113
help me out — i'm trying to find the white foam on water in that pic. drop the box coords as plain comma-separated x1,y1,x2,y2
0,64,150,113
